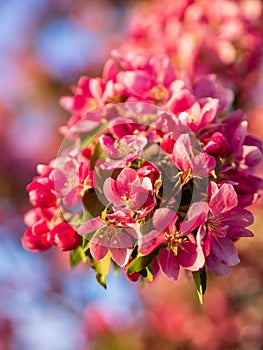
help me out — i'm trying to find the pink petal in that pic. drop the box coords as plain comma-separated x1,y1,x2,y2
210,236,240,267
180,202,209,234
102,57,119,81
89,78,103,102
192,153,216,176
103,178,126,206
118,71,154,97
108,231,133,249
110,247,132,267
221,207,254,227
22,228,52,252
206,255,231,276
228,227,254,239
177,237,205,271
64,186,82,207
129,186,150,210
172,134,192,171
167,89,196,114
78,217,104,236
209,183,238,215
231,120,247,154
90,236,108,260
152,55,176,87
99,135,118,158
70,117,101,133
139,230,165,255
59,96,74,111
158,249,180,280
151,258,160,279
199,98,219,129
50,222,80,251
152,208,178,233
118,168,140,187
32,219,49,235
241,145,263,167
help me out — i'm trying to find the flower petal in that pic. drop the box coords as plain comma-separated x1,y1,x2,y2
78,217,104,236
172,134,192,171
139,230,165,255
110,247,132,267
210,236,240,267
221,207,254,228
206,254,231,276
90,235,109,260
152,208,178,233
209,183,238,215
180,202,209,234
103,178,126,206
158,249,180,280
177,237,205,271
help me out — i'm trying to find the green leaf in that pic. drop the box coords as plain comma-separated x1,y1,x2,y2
70,246,88,267
82,188,106,218
80,119,108,149
127,250,159,274
140,266,153,282
192,269,207,304
81,237,91,252
93,252,111,289
90,142,103,170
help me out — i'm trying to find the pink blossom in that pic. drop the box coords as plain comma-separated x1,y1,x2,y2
176,98,219,133
22,227,53,252
203,132,230,156
103,168,154,218
220,111,263,206
99,134,147,170
139,205,206,280
78,211,139,266
49,222,80,251
22,207,59,252
21,5,263,291
27,176,57,208
171,133,216,177
59,76,114,129
123,0,263,100
201,182,254,275
54,143,94,208
193,75,233,112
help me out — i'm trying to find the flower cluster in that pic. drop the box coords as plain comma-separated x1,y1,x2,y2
22,50,262,297
123,0,263,101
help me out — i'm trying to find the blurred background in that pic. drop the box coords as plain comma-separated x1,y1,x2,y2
0,0,263,349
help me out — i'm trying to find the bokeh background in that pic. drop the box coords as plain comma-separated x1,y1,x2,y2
0,1,263,349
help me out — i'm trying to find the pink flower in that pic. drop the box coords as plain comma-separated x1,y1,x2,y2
203,132,230,156
22,227,53,252
54,144,94,208
220,111,263,206
59,76,113,129
22,207,58,252
139,205,207,280
27,177,56,208
49,222,80,251
193,75,233,112
99,134,147,170
123,0,263,100
78,210,139,266
103,168,155,218
171,133,216,177
176,98,219,133
201,182,254,276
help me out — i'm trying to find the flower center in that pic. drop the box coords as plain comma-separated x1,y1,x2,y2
165,230,187,255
